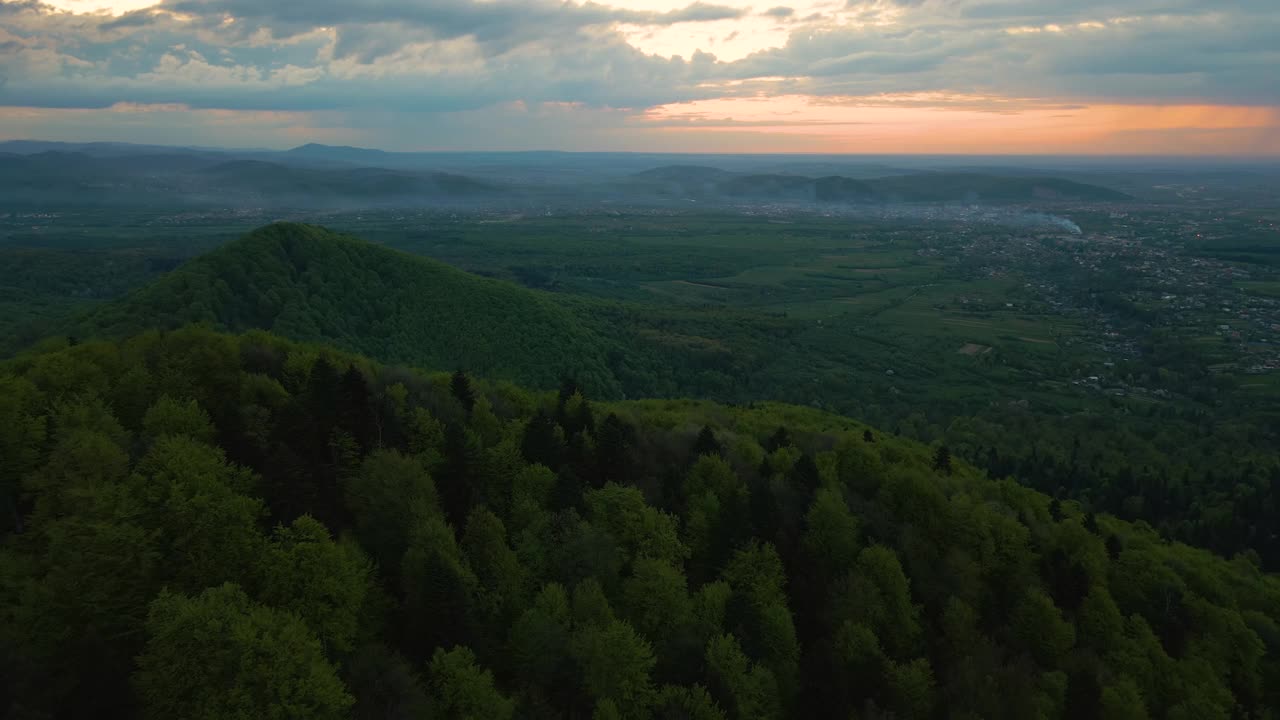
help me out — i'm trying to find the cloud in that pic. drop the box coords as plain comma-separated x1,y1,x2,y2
956,0,1278,22
160,0,744,44
724,4,1280,106
0,0,1276,151
99,8,162,30
660,2,746,23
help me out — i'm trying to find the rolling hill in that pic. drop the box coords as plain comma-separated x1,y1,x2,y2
0,144,1129,210
62,223,799,405
76,223,625,394
624,166,1131,204
191,160,500,204
871,172,1132,202
0,152,505,208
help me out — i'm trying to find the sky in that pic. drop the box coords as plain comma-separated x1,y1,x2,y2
0,0,1277,154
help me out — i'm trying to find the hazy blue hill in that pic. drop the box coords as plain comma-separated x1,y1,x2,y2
631,165,733,182
871,172,1133,202
719,173,877,201
196,159,346,195
0,140,218,156
718,173,819,198
283,142,400,165
114,153,225,174
624,165,735,198
0,152,135,200
741,160,912,178
0,150,219,179
814,175,879,200
77,223,625,394
0,152,229,206
0,150,504,208
194,160,500,201
623,165,1128,204
0,144,1130,209
0,151,100,177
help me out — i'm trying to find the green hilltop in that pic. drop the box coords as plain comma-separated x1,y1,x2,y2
54,222,1280,580
77,222,625,395
69,223,798,404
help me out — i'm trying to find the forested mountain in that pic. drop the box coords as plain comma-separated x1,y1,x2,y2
64,223,1280,573
2,329,1277,718
74,223,625,395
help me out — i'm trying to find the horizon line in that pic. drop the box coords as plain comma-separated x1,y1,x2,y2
4,138,1280,162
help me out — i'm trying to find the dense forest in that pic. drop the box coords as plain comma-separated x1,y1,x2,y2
3,327,1278,718
56,223,1280,572
74,223,626,395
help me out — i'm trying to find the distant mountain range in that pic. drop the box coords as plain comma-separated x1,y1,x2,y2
0,140,1133,208
0,151,505,209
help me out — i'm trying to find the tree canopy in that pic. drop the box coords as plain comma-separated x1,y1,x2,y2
1,327,1278,718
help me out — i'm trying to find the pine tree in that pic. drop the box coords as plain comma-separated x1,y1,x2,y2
595,413,635,487
1083,512,1100,534
401,512,477,659
337,365,375,450
308,357,340,410
692,425,723,460
1105,534,1123,560
440,423,477,528
521,410,564,471
765,427,792,453
451,370,476,414
558,377,581,406
932,446,952,476
792,454,821,494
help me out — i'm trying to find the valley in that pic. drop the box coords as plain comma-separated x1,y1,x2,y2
4,190,1279,569
2,145,1279,719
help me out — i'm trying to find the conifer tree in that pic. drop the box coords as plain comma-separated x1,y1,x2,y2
765,427,792,453
932,446,952,475
451,370,476,414
337,365,375,449
692,425,723,460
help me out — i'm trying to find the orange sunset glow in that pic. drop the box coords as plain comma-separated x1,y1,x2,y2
643,97,1280,155
3,0,1278,154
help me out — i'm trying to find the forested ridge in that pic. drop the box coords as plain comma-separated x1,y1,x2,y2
61,222,1280,572
3,327,1278,719
74,223,627,396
